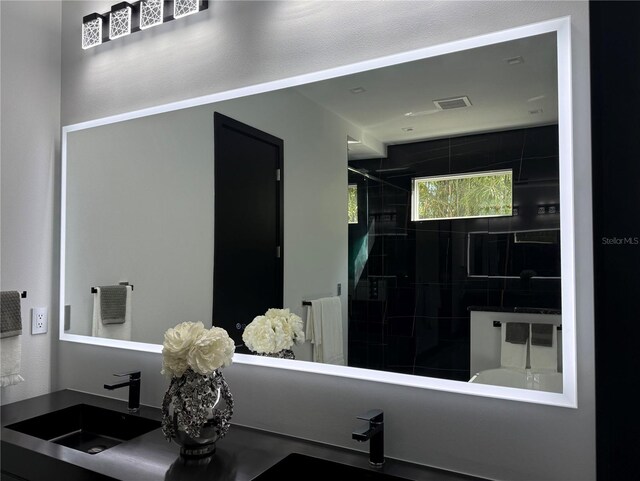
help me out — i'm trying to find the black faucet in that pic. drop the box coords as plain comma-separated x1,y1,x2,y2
352,409,384,467
104,370,141,414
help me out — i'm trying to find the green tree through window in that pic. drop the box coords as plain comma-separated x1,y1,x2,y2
348,184,358,224
412,170,512,221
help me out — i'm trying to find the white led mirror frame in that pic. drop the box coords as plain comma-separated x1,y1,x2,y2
60,16,576,408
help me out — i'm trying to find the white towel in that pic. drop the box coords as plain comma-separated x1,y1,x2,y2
92,286,132,340
500,322,527,369
305,296,344,365
530,325,558,371
1,336,25,387
305,304,322,362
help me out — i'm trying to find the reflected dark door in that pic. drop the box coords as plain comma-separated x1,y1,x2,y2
213,113,283,348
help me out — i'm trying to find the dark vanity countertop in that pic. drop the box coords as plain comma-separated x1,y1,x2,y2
467,306,561,315
1,389,487,481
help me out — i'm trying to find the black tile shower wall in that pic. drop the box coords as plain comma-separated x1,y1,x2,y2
347,125,561,380
591,2,640,479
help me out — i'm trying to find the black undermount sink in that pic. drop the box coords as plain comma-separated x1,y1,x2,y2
252,453,412,480
5,403,160,455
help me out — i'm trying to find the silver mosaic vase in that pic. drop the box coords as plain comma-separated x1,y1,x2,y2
161,368,233,458
257,349,295,360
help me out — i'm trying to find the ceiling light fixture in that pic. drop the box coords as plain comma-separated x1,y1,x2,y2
82,1,208,50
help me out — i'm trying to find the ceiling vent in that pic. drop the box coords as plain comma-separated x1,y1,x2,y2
433,96,472,110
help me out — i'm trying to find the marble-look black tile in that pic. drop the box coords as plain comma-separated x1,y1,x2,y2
348,124,561,380
385,335,416,368
387,316,415,337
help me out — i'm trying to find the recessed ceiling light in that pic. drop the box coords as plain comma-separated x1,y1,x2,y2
402,127,414,132
505,56,524,65
350,87,366,94
404,109,440,117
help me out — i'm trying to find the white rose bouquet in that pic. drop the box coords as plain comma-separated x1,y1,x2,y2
242,308,305,355
161,321,235,448
161,321,235,378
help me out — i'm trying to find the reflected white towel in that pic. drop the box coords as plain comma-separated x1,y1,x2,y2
305,305,319,360
530,325,558,371
92,286,132,340
305,296,344,365
500,322,527,369
0,336,25,386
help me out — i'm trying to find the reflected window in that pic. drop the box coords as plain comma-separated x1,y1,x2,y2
348,184,358,224
411,169,513,221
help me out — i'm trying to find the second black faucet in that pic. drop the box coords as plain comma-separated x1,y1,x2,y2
352,409,384,467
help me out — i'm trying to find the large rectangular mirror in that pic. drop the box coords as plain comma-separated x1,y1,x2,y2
60,17,576,407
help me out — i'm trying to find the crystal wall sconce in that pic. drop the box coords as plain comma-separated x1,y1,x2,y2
82,13,103,49
109,2,132,40
140,0,164,30
82,0,208,50
174,0,200,19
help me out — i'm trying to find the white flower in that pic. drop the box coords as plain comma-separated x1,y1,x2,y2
161,321,235,378
242,308,305,354
187,327,235,374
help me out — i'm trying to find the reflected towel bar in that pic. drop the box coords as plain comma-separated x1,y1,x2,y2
303,284,342,306
91,283,134,294
493,320,561,330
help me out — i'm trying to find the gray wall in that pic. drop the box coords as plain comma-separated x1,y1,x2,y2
0,1,61,405
64,88,351,355
0,1,594,480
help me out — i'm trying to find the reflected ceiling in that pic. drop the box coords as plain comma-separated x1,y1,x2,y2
295,33,557,159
